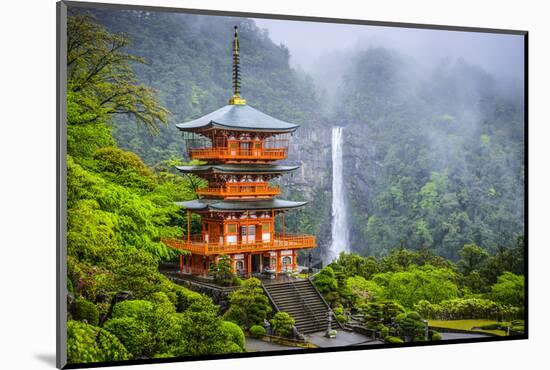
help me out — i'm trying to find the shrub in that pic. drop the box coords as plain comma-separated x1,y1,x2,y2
103,317,151,357
112,300,154,320
413,297,519,320
224,278,271,329
67,320,130,363
431,331,442,341
385,336,404,344
380,326,389,338
477,323,502,330
249,325,267,338
395,312,425,341
73,298,99,326
220,321,245,350
270,312,295,337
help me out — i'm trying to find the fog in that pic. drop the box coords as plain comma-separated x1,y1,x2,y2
253,18,524,91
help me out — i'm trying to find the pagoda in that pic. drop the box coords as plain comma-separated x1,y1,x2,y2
163,26,316,277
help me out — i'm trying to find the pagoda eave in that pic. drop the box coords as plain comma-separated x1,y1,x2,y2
176,104,299,134
175,164,299,175
174,198,308,212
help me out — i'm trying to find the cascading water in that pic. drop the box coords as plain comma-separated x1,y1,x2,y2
327,126,349,263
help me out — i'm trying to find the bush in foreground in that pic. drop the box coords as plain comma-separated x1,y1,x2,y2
249,325,267,338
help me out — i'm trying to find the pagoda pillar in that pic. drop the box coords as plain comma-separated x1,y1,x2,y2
205,256,210,275
230,254,235,274
276,250,281,275
281,210,285,241
247,253,252,277
292,250,296,272
187,210,191,244
179,254,183,273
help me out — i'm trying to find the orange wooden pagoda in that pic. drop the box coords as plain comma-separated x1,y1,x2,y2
162,26,316,276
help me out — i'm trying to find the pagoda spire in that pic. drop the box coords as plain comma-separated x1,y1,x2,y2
229,26,247,105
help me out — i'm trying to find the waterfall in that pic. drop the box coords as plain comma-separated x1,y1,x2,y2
327,126,349,263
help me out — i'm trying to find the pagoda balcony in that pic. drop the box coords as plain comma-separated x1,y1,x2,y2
196,182,281,198
162,233,316,256
190,147,288,161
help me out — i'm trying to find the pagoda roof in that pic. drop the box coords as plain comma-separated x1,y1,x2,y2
176,104,299,133
176,164,299,175
175,198,307,211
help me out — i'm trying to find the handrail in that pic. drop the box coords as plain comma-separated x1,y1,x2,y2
190,147,288,160
162,234,316,255
289,280,323,333
307,278,344,330
196,184,280,197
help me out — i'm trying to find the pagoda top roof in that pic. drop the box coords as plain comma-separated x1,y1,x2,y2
176,104,299,133
176,164,299,175
175,198,307,211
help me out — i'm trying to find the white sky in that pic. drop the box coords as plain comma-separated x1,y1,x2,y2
253,18,524,82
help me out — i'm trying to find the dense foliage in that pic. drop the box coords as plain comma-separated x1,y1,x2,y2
337,48,524,259
66,14,244,363
315,251,525,341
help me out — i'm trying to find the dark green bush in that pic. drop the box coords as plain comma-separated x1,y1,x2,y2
67,320,130,363
270,312,295,337
249,325,267,338
477,323,501,330
73,298,99,326
431,331,442,341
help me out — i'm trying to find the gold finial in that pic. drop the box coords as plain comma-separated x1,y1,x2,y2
229,25,246,105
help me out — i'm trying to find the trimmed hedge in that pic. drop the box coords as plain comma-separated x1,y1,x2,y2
249,325,266,338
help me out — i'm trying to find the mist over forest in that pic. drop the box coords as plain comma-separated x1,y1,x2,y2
82,8,524,261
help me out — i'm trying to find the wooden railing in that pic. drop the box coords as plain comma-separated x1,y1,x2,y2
162,233,316,255
190,147,287,161
196,182,280,198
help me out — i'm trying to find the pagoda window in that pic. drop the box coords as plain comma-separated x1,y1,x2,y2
240,141,251,156
229,141,238,156
227,223,237,245
241,225,256,244
253,141,262,156
262,223,271,242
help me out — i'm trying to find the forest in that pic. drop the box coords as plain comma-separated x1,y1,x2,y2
65,8,525,364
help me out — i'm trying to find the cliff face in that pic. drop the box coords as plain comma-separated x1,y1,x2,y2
279,123,376,259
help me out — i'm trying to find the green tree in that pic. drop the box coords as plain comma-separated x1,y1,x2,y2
270,312,296,337
491,272,525,307
458,243,489,274
395,312,426,342
373,265,459,308
224,278,272,329
67,14,168,133
208,255,236,286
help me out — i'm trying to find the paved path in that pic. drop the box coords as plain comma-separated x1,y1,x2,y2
440,332,491,340
245,338,301,352
306,331,383,348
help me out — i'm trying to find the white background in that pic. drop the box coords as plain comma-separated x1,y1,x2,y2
0,0,546,368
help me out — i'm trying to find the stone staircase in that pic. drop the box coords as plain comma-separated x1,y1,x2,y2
263,279,341,334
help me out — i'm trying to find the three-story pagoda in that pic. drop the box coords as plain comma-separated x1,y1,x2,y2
163,26,316,276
